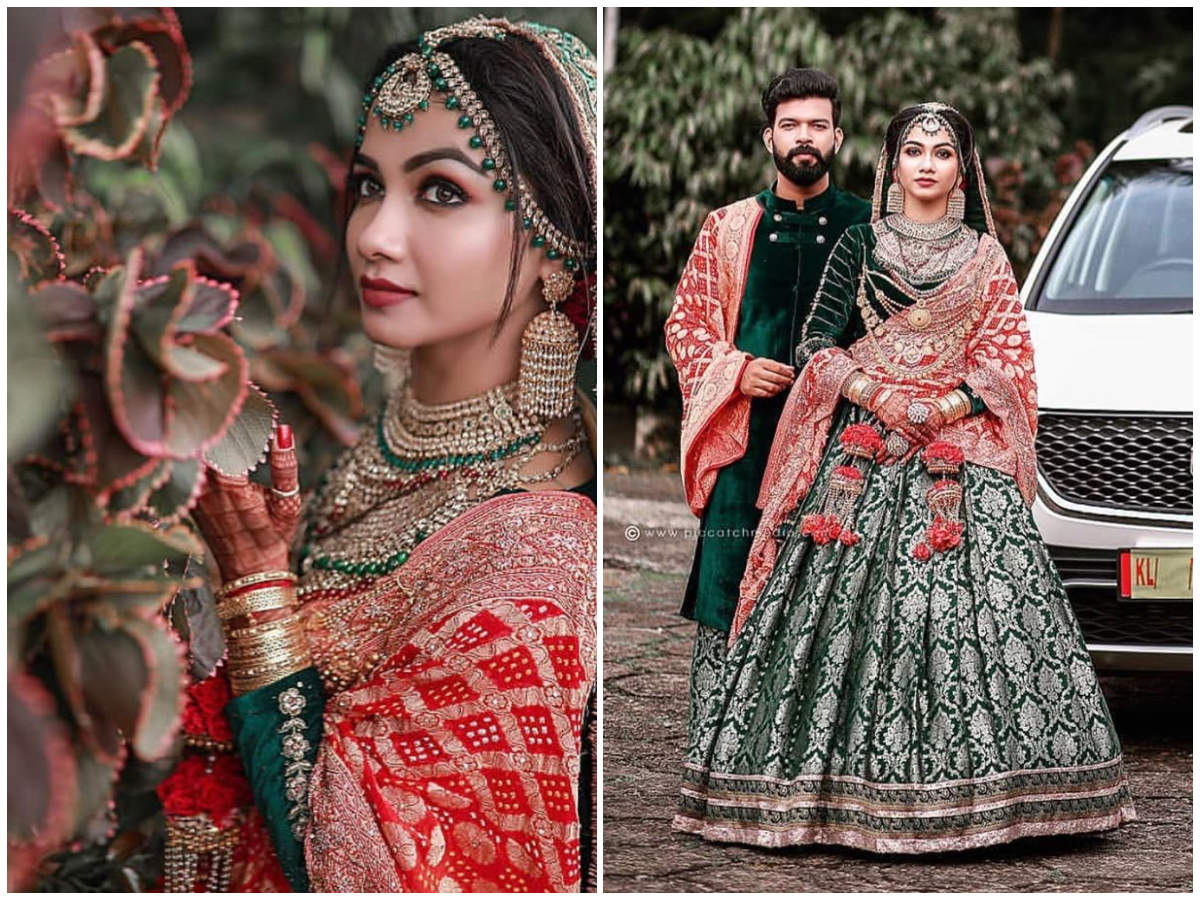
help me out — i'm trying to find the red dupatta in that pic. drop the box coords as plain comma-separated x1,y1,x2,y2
731,235,1036,639
227,490,597,892
665,197,762,515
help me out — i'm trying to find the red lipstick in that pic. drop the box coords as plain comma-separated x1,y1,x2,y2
360,275,416,309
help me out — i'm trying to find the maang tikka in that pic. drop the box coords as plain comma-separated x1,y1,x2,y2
519,270,579,419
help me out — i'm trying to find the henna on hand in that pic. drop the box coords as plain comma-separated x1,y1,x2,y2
193,425,303,583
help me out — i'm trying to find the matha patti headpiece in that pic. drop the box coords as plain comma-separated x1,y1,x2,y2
355,17,596,273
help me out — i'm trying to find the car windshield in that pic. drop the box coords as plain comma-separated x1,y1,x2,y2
1032,158,1193,313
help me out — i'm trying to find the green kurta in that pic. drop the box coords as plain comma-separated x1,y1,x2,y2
682,183,871,632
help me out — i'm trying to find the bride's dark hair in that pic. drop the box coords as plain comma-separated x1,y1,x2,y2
345,32,595,325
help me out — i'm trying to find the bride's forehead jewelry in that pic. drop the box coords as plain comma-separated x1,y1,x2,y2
355,18,591,272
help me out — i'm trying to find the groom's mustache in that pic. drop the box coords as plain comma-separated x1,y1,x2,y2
789,144,823,161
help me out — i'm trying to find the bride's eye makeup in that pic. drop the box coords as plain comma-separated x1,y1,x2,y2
416,175,468,207
350,170,383,200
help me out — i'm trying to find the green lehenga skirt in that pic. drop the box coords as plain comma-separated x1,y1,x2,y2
673,404,1136,853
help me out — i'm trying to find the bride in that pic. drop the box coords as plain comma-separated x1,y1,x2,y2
179,18,598,891
673,102,1136,853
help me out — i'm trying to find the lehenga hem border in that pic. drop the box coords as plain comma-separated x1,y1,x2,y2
680,757,1125,792
670,804,1138,855
680,781,1131,819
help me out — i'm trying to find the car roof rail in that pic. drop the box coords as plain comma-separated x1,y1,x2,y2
1125,105,1193,139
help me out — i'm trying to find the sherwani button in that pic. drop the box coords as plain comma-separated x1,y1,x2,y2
768,233,778,242
816,234,826,244
818,216,828,226
773,213,783,222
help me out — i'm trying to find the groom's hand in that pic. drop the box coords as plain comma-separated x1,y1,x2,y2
739,357,795,398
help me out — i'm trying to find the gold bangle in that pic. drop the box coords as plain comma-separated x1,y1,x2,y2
957,390,973,419
842,373,872,406
228,654,313,695
218,570,298,599
227,629,308,661
227,611,304,641
940,389,970,422
227,630,308,660
218,586,298,621
227,650,311,685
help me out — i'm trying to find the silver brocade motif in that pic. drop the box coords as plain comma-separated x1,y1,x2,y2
872,215,979,285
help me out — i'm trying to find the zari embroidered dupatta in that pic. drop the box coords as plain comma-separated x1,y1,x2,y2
298,490,596,891
731,235,1037,639
665,197,762,515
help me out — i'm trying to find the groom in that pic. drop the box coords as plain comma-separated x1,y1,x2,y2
665,68,871,638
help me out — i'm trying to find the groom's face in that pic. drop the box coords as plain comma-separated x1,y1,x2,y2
763,97,842,188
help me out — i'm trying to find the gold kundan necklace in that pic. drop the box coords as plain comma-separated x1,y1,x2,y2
297,379,583,599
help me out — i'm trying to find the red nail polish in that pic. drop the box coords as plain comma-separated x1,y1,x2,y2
276,424,294,450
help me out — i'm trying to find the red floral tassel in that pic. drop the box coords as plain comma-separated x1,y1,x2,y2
912,464,966,561
802,423,880,547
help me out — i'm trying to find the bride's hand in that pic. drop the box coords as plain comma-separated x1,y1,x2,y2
192,425,303,583
872,393,924,465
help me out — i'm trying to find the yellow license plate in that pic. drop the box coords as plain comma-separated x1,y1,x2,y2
1120,548,1193,601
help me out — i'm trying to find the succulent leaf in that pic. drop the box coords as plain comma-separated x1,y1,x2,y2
202,383,277,476
8,208,66,284
145,456,205,525
7,669,78,891
61,42,160,162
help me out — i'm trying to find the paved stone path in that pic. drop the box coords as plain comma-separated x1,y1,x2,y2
601,471,1193,893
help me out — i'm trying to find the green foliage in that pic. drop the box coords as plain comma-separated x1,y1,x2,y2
604,7,1074,407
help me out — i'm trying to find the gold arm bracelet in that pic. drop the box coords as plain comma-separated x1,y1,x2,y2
226,610,304,640
936,389,971,423
227,618,308,659
217,585,298,621
841,372,871,405
230,662,314,696
217,569,298,599
228,653,313,695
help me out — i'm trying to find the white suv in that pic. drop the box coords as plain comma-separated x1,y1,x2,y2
1023,106,1193,672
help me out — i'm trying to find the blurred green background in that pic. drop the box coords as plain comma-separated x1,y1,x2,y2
602,7,1192,457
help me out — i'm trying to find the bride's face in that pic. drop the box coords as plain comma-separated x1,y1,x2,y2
346,103,542,350
893,125,960,212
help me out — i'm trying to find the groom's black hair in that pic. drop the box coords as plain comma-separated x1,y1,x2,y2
761,68,841,129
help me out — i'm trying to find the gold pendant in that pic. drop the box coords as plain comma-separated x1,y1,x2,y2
908,306,931,329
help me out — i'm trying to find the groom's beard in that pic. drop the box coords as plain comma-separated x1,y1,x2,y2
773,143,831,186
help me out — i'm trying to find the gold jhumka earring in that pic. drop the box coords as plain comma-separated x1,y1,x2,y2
519,269,579,419
947,182,966,220
886,180,905,215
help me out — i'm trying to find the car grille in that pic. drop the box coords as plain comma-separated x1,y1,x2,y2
1037,412,1193,516
1048,546,1192,647
1068,587,1192,647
